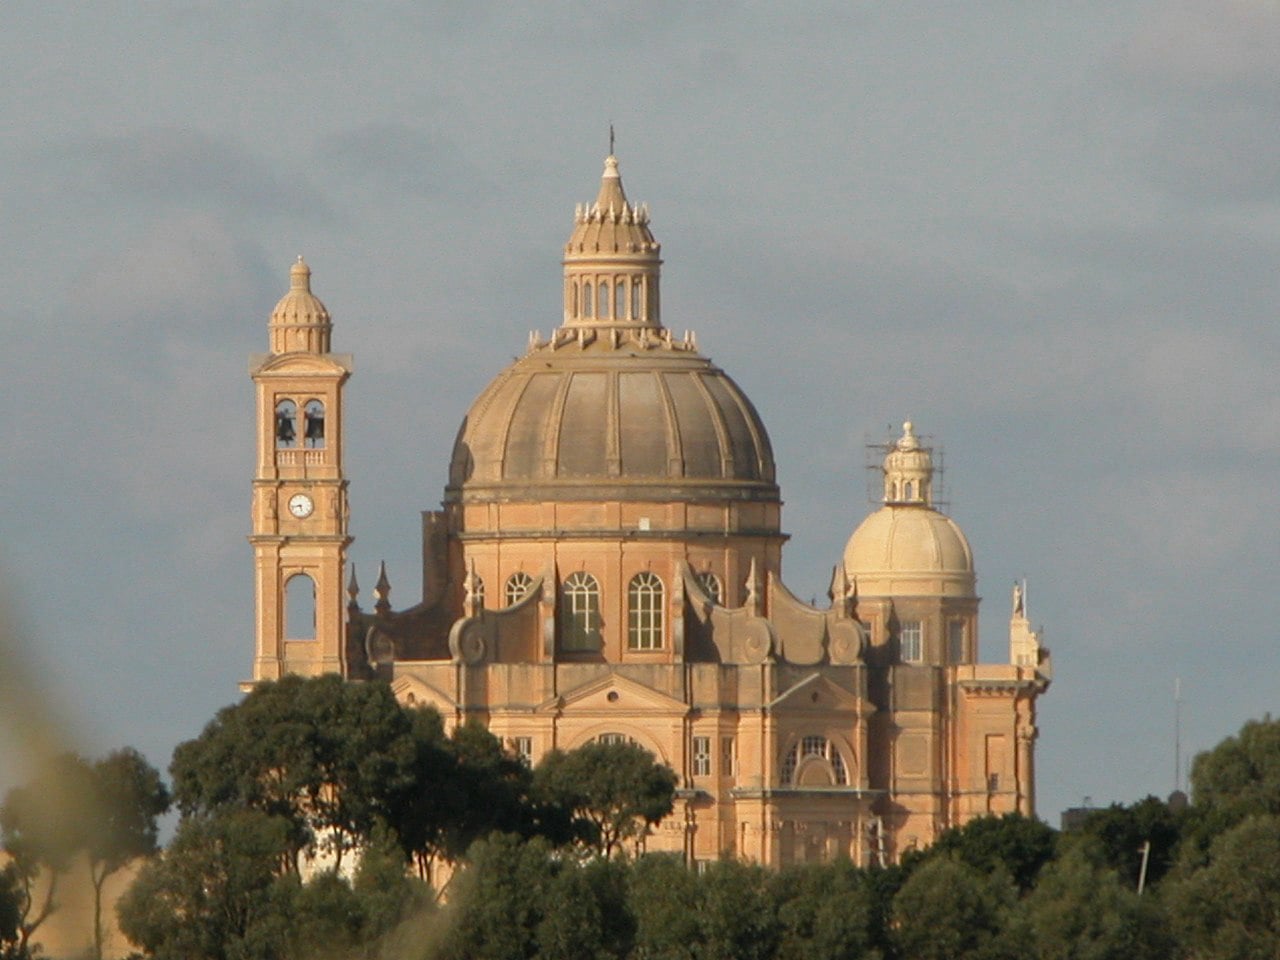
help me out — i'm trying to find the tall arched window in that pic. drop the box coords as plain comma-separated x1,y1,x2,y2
631,279,642,320
628,572,664,650
561,572,601,651
599,280,610,319
284,573,315,639
505,571,535,606
615,279,626,319
583,281,594,318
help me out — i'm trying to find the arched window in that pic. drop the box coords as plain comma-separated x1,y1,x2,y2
561,572,601,651
628,572,664,650
583,281,594,318
303,400,325,448
505,571,536,606
569,280,578,316
599,280,610,319
615,279,626,319
631,279,642,320
780,736,849,786
274,400,297,448
596,732,636,746
284,573,315,639
696,570,722,605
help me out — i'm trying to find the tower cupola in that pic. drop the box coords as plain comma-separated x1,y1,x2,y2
269,256,332,354
562,155,662,330
883,421,933,505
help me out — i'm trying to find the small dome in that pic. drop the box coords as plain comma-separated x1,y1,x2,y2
843,506,975,597
271,256,330,326
268,257,332,354
843,421,974,598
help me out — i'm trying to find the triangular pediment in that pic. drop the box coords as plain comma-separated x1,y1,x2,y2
391,675,457,716
768,672,863,713
536,672,690,717
251,352,351,376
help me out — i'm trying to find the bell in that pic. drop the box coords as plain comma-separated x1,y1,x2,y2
275,412,296,445
304,407,325,443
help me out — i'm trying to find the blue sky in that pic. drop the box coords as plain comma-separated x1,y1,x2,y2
4,1,1280,822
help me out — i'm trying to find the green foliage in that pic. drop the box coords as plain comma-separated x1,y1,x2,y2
628,854,700,960
534,740,677,858
1192,715,1280,812
170,675,424,871
437,834,576,960
909,812,1057,893
117,809,296,959
695,860,779,960
891,856,1017,960
771,861,882,960
1165,814,1280,960
118,809,428,960
1070,795,1183,890
1016,844,1173,960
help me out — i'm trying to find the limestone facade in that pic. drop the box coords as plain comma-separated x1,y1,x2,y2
248,156,1051,867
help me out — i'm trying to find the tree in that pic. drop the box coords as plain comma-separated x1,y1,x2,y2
170,675,424,871
908,812,1058,893
436,834,557,960
533,740,676,858
1191,715,1280,823
891,856,1017,960
117,808,297,960
1072,795,1183,891
1165,814,1280,960
628,854,701,960
1017,844,1173,960
771,860,880,960
84,748,170,960
694,860,779,960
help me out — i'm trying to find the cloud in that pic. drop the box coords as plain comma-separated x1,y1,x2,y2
1110,1,1280,205
1118,1,1280,94
66,210,272,341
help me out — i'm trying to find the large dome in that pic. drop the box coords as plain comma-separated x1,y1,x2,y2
446,154,778,508
446,336,777,504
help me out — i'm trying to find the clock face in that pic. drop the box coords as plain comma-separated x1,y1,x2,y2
288,493,314,519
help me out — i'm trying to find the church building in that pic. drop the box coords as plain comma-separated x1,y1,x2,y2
247,154,1051,867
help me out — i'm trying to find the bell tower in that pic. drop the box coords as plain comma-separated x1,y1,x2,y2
248,257,353,683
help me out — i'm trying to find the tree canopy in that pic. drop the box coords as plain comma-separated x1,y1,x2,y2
533,739,677,858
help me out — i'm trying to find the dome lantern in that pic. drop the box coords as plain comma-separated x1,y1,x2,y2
562,155,662,331
883,420,933,505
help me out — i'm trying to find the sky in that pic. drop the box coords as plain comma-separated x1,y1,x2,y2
2,1,1278,823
